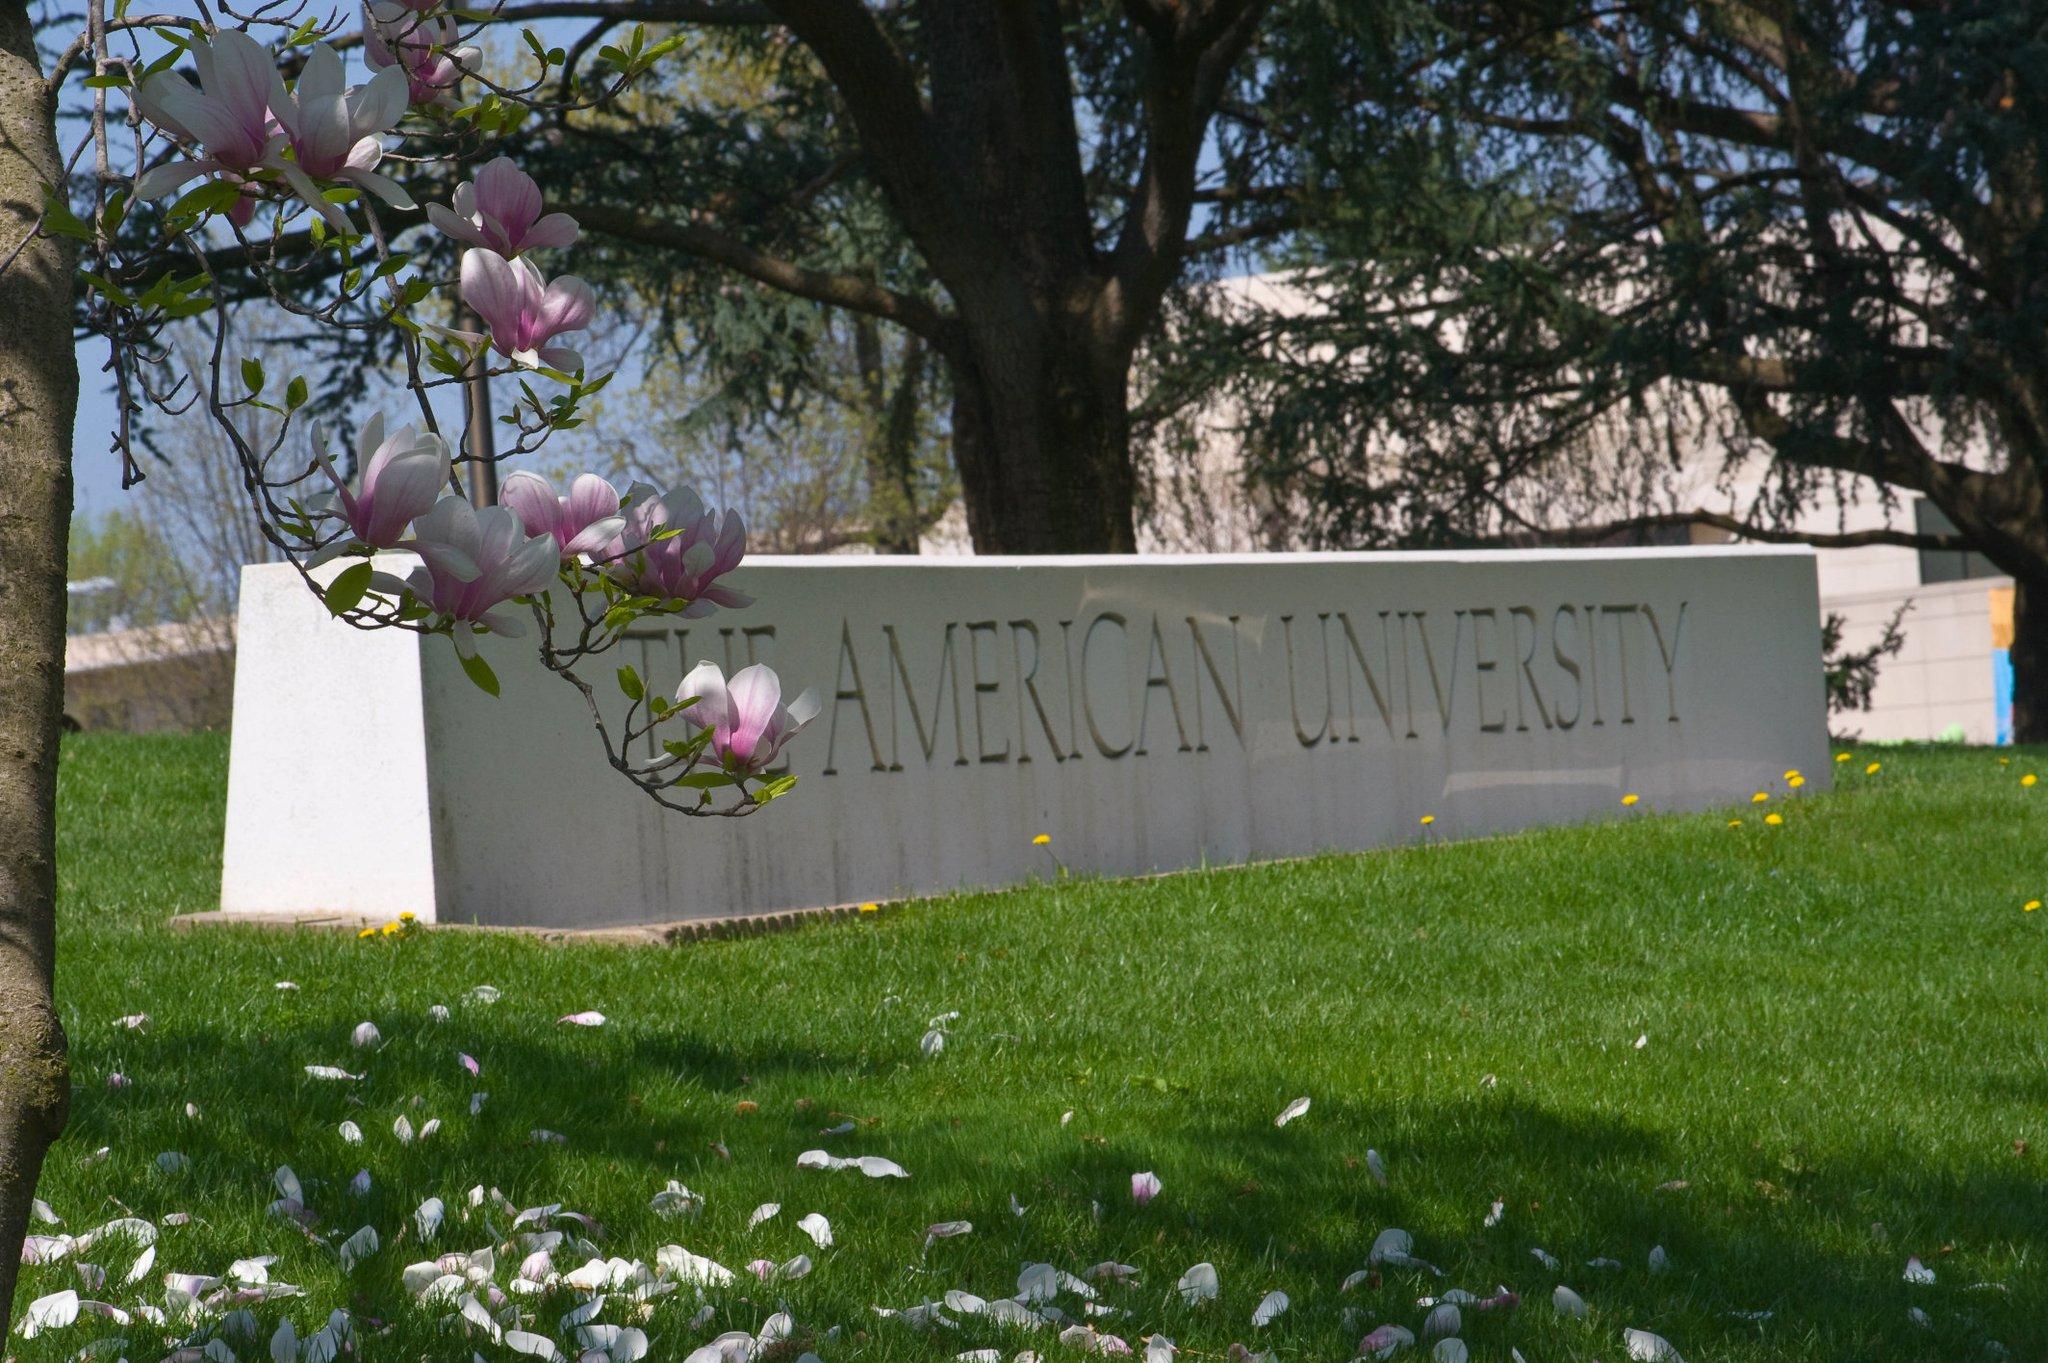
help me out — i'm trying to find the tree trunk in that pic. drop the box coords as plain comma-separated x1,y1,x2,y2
0,0,79,1339
2011,578,2048,744
945,332,1137,554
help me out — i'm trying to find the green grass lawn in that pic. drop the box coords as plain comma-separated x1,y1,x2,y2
26,733,2048,1362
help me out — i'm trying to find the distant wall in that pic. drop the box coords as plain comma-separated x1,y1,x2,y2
64,623,235,732
1821,577,2008,743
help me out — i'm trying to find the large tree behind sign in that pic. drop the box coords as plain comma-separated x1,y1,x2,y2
1209,0,2048,737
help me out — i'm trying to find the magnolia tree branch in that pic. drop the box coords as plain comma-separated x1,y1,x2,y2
40,0,827,820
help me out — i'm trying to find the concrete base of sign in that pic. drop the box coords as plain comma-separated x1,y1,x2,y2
220,548,1830,928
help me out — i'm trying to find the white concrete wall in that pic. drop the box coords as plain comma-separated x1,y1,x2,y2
1821,576,2006,743
221,547,1831,927
220,566,441,917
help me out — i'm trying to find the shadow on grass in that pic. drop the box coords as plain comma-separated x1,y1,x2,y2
50,1007,2048,1361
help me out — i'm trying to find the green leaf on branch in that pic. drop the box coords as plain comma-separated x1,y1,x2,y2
616,665,644,701
459,650,500,697
751,774,798,805
39,188,93,243
676,771,734,790
323,561,373,616
285,376,308,411
241,357,265,394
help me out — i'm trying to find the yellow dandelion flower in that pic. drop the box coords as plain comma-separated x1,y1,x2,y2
1419,814,1436,826
2000,756,2013,766
1783,769,1801,782
356,927,377,940
1621,793,1640,807
1764,812,1784,826
1788,775,1806,789
1751,791,1770,804
1032,833,1052,846
2024,774,2039,788
858,902,879,914
2027,900,2042,913
398,910,417,922
1834,752,1852,763
1865,761,1881,775
381,921,401,936
1727,818,1743,828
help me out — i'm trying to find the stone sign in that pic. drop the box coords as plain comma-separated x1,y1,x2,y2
221,547,1829,927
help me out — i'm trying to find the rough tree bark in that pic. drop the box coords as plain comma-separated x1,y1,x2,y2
2012,579,2048,745
572,0,1267,554
0,0,79,1340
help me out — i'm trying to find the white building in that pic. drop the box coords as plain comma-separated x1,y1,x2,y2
921,271,2012,743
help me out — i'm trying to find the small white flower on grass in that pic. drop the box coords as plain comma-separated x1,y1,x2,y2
1634,1033,1648,1050
1624,1328,1685,1362
1177,1262,1218,1305
1274,1097,1310,1127
19,1289,78,1337
112,1014,150,1031
797,1212,832,1247
506,1329,563,1361
351,1021,380,1048
338,1225,378,1271
1252,1290,1288,1327
30,1198,58,1225
558,1010,606,1027
1903,1255,1935,1284
466,984,501,1004
1368,1227,1440,1275
796,1150,907,1178
415,1197,444,1240
921,1028,946,1058
1358,1325,1413,1359
1484,1200,1505,1228
924,1220,972,1249
651,1181,703,1218
428,1004,450,1022
1552,1285,1587,1318
394,1115,414,1144
1130,1171,1161,1206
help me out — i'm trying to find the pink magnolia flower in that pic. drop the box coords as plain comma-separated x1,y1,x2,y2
429,158,580,257
500,471,624,559
1130,1171,1161,1206
460,248,596,372
677,662,818,776
601,482,750,615
269,43,412,233
405,496,559,649
132,29,284,204
308,413,453,558
363,9,477,108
